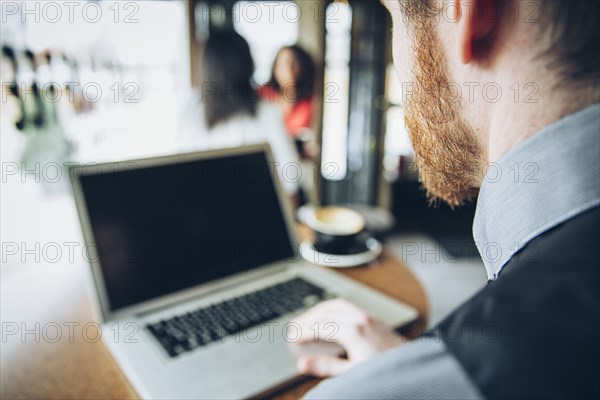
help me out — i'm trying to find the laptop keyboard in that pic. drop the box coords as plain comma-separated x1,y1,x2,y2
146,277,331,358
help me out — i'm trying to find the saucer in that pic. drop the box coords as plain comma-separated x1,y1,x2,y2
299,237,383,268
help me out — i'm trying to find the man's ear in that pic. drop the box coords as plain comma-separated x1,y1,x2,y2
455,0,497,64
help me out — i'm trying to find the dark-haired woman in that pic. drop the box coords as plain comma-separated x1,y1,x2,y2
259,45,316,159
177,30,298,197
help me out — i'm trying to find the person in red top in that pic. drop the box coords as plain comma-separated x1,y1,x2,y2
259,45,316,159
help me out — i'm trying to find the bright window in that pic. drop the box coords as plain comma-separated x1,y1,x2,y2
1,1,189,162
320,1,352,181
383,63,413,181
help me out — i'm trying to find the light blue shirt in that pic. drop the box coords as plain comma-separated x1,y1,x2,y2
473,103,600,280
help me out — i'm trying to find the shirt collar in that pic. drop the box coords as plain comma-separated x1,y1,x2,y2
473,103,600,281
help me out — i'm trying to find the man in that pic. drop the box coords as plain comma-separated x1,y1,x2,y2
292,0,599,398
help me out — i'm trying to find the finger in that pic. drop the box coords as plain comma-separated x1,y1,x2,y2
297,354,352,378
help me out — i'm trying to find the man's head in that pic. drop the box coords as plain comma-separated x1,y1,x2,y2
383,0,599,206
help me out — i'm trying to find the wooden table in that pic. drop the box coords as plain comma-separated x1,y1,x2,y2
1,226,427,399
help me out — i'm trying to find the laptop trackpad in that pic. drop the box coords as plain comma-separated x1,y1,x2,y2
288,341,345,357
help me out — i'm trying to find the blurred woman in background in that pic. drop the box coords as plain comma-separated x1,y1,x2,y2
259,45,317,159
177,30,298,199
259,46,318,206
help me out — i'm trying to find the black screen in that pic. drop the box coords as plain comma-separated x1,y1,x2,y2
79,150,294,311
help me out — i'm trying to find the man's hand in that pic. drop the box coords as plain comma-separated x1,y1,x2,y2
290,298,405,377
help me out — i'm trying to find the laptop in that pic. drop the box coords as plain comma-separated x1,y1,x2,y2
70,144,418,399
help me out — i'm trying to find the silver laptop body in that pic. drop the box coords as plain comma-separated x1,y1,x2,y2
70,144,418,399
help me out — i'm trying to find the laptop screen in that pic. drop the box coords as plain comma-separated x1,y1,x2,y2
78,149,294,311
